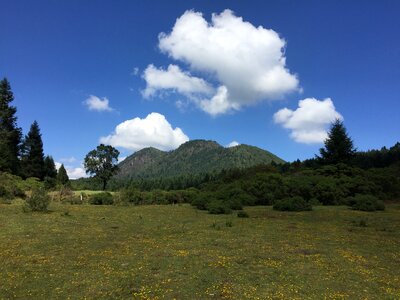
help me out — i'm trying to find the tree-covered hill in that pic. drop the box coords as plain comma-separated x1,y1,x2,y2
116,140,285,180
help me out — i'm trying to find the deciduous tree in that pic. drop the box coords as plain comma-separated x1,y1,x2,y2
84,144,119,190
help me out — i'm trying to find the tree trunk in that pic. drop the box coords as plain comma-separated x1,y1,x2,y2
102,179,107,191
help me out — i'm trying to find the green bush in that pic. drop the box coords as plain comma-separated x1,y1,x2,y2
224,198,243,210
191,193,211,210
273,196,312,212
0,172,26,200
89,192,114,205
25,188,50,212
118,188,144,205
237,211,249,218
43,176,57,190
350,194,385,211
207,200,231,214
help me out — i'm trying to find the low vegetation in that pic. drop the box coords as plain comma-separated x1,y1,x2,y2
1,202,399,298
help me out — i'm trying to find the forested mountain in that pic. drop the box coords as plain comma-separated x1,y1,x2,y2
116,140,285,179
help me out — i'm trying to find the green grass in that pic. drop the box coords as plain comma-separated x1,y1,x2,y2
1,201,399,299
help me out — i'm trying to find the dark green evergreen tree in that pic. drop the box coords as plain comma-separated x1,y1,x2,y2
319,119,356,165
0,78,22,174
84,144,119,190
43,155,58,189
57,164,69,185
21,121,45,179
43,155,57,178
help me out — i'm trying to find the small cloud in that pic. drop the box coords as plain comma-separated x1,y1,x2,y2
132,67,139,76
59,157,77,164
227,141,240,147
274,98,343,144
83,95,113,112
100,112,189,151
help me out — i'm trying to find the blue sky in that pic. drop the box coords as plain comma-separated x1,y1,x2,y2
1,0,399,178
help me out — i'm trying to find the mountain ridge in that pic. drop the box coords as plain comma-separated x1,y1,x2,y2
116,140,285,179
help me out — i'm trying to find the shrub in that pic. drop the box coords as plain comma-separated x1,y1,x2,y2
207,200,231,214
224,198,243,210
191,193,211,210
350,194,385,211
273,196,312,212
89,192,114,205
0,172,26,201
25,188,50,212
237,211,249,218
43,176,57,190
118,188,143,205
309,198,322,206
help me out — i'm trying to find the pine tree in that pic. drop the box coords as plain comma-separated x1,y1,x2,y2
21,121,45,179
43,155,57,178
319,119,356,165
57,164,69,185
0,78,22,174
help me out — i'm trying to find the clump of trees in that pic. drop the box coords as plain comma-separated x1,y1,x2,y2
0,78,59,204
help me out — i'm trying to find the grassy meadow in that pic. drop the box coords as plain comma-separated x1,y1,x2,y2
1,201,400,299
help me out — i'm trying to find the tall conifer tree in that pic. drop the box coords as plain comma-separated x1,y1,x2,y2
0,78,22,174
21,121,45,179
319,119,356,165
57,164,69,185
43,155,57,178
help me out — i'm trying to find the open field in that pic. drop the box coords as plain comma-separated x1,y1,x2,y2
1,201,400,299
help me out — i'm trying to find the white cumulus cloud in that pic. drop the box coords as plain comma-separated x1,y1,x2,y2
274,98,343,144
142,9,300,115
227,141,240,147
100,112,189,151
142,64,213,98
83,95,113,112
66,167,87,180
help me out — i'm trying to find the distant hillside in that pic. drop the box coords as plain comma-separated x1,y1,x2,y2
116,140,285,180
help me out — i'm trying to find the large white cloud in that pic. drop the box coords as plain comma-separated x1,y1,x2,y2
142,64,213,98
100,112,189,151
274,98,343,144
83,95,113,112
143,9,299,116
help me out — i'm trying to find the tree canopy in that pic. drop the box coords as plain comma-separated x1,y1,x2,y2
0,78,22,174
319,119,356,165
84,144,119,190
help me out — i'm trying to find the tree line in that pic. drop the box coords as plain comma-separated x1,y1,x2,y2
0,78,69,187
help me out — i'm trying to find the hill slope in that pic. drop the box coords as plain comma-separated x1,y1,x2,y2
116,140,285,179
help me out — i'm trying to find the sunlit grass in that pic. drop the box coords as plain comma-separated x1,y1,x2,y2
1,201,399,299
